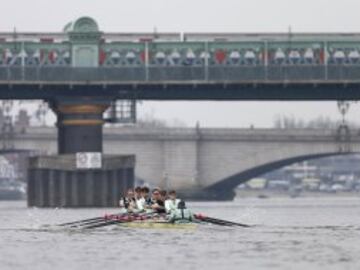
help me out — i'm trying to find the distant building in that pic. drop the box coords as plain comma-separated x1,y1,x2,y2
246,155,360,193
246,178,267,189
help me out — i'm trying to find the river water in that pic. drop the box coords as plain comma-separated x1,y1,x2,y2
1,197,360,270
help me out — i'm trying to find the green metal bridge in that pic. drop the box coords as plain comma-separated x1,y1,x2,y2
1,17,360,100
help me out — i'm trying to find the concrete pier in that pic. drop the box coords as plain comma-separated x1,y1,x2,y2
27,155,135,207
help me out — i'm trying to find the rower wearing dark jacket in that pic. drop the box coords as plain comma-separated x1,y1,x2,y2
149,189,166,213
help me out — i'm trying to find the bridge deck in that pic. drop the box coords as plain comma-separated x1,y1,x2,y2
0,66,360,100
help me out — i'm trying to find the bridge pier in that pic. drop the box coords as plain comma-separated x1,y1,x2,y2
27,155,135,207
27,97,135,207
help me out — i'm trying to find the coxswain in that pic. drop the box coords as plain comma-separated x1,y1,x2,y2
165,190,180,213
168,200,193,223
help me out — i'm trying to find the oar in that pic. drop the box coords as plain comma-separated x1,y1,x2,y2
82,219,126,229
58,212,125,227
59,217,104,227
206,217,251,227
194,214,251,228
74,213,134,229
69,218,108,228
199,217,233,226
81,213,153,230
67,213,131,229
69,213,134,228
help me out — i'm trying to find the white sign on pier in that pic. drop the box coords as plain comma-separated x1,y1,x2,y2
76,152,102,169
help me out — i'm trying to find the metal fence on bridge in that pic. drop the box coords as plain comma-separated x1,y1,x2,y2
0,66,360,82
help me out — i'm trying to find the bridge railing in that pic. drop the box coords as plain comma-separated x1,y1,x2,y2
0,66,360,82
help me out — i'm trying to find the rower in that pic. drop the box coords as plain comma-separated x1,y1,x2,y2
141,186,152,207
119,189,137,213
149,189,166,213
134,186,145,212
160,190,168,202
168,200,193,223
165,190,180,213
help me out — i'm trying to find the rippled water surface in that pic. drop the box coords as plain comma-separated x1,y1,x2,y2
1,197,360,270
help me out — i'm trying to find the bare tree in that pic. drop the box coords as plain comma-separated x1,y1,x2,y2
273,115,355,129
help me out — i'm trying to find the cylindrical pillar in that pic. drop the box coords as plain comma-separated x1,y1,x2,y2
52,100,110,154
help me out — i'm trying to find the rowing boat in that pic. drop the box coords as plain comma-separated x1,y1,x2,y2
56,211,250,230
118,220,198,230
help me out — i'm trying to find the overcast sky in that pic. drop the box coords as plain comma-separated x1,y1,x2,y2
2,0,360,127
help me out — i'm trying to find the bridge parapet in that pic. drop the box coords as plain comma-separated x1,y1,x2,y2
1,17,360,85
14,126,360,142
103,127,360,142
2,27,360,68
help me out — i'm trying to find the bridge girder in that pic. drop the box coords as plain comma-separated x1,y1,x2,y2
1,81,360,101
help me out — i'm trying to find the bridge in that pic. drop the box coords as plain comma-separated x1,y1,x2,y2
2,16,360,206
12,126,359,200
2,19,360,100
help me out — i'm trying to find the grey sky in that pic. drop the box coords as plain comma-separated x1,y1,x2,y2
2,0,360,32
2,0,360,127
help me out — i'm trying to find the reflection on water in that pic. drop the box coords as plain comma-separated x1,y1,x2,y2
0,197,360,270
